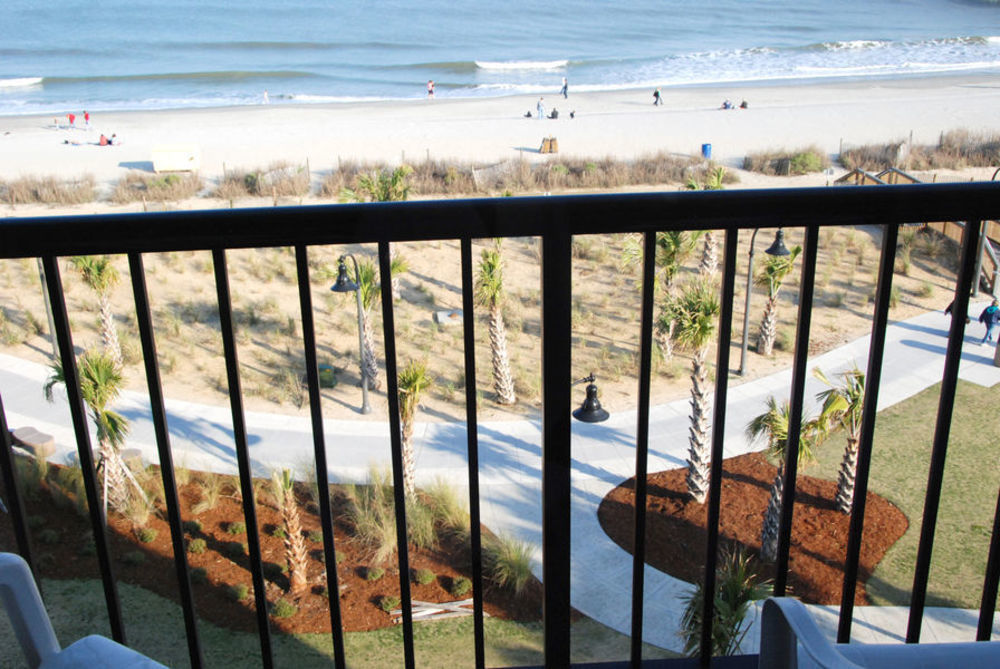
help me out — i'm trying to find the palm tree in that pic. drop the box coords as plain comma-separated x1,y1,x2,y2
352,256,409,391
70,256,123,368
746,397,818,562
667,279,720,503
341,165,414,203
642,230,703,361
755,245,802,356
44,349,131,515
475,239,516,405
273,469,309,596
398,360,434,498
813,366,866,514
686,167,726,277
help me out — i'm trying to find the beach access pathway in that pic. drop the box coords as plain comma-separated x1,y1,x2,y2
2,304,999,653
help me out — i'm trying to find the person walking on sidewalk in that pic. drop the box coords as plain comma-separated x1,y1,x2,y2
979,298,1000,345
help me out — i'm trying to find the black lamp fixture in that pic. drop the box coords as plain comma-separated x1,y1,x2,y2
572,373,609,423
739,228,791,376
330,254,372,414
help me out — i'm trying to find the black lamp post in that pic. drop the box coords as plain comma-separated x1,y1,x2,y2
739,228,790,376
572,373,609,423
330,254,372,414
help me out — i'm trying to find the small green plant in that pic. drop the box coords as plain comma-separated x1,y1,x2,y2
308,530,323,543
271,599,297,618
413,568,435,585
483,533,533,594
229,584,250,601
190,567,208,585
183,519,203,534
121,551,146,567
365,566,385,582
37,529,60,545
271,527,287,539
335,550,346,565
918,281,934,298
224,541,246,559
227,521,246,535
187,538,207,554
450,576,472,598
136,527,158,544
378,595,400,613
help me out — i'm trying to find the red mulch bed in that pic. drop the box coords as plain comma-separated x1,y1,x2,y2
0,460,542,634
597,451,908,604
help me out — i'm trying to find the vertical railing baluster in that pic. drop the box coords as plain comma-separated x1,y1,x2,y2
294,245,347,669
977,486,1000,641
699,227,739,666
0,393,36,573
41,255,126,643
541,225,572,669
774,225,819,596
128,252,204,668
459,237,487,669
377,240,415,669
837,223,897,643
211,248,274,667
628,231,656,667
907,219,982,643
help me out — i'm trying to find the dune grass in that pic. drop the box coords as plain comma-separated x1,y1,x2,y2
215,161,310,200
1,174,96,205
841,129,1000,172
112,171,203,203
742,146,830,176
805,378,1000,610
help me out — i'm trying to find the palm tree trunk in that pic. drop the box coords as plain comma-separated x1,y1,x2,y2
655,314,675,362
757,295,778,356
401,421,416,498
760,461,785,562
99,293,123,369
685,346,712,503
489,304,517,405
101,440,130,514
361,309,380,390
836,436,860,514
282,489,309,596
699,232,718,277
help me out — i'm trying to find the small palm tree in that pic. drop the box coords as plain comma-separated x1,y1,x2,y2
638,230,704,361
398,360,434,498
813,366,866,514
746,397,818,562
341,165,414,203
352,256,409,391
44,350,131,515
667,279,720,503
686,167,726,276
273,469,309,596
755,245,802,356
70,256,123,368
475,239,516,405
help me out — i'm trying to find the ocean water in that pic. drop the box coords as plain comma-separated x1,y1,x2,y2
1,0,999,115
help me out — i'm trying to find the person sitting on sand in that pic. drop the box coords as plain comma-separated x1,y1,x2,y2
549,108,558,119
109,133,119,145
525,111,532,118
569,111,575,119
99,134,109,146
721,99,733,110
739,100,748,109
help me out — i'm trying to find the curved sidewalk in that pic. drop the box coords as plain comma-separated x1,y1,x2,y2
2,304,999,651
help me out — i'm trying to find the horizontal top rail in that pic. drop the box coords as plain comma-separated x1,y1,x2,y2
2,182,1000,257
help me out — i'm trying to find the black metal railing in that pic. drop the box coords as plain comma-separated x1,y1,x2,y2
1,182,999,668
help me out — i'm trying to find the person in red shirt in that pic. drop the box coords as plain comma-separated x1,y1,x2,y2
67,113,75,127
84,111,90,126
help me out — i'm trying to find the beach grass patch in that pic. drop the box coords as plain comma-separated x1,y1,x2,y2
1,175,96,206
112,171,202,203
743,146,829,175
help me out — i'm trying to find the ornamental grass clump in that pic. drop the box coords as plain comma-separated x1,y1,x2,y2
413,568,435,586
483,533,533,595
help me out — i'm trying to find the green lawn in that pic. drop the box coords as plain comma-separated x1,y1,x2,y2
803,379,1000,610
0,578,675,668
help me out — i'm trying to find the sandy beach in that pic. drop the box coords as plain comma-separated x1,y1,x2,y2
2,74,1000,192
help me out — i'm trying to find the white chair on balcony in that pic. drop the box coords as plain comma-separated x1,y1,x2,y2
759,597,1000,668
0,552,166,668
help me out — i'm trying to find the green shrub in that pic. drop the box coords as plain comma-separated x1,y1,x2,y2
190,567,208,585
918,281,934,298
450,576,472,598
229,584,249,601
187,538,207,554
224,541,246,559
136,527,158,544
365,566,385,582
335,550,346,565
413,568,435,585
788,151,825,174
271,527,287,539
271,599,297,618
483,534,533,594
183,520,202,534
378,595,400,613
308,530,323,543
36,529,60,545
227,522,246,535
121,551,145,566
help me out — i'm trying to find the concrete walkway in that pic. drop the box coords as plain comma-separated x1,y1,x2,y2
2,304,999,652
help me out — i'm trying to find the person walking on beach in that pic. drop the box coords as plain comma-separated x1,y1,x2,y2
537,97,545,120
84,111,90,127
262,89,269,104
653,88,662,106
67,113,76,127
427,80,435,98
979,298,1000,345
560,77,568,99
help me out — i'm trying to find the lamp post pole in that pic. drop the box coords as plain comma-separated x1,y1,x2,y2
739,229,760,376
331,254,372,414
